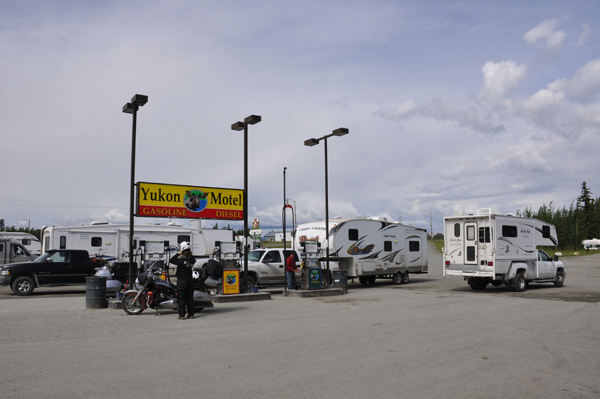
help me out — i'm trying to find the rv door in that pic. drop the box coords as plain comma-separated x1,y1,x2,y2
464,222,478,265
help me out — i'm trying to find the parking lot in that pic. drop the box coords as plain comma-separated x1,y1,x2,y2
0,245,598,399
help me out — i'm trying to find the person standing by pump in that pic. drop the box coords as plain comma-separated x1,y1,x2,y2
169,241,195,319
285,252,297,290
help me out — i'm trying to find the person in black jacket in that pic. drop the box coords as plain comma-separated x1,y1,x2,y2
169,241,196,319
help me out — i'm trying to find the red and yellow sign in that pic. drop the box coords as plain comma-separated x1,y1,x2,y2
137,182,243,220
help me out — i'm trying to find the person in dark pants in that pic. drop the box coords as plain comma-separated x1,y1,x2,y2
169,241,196,319
285,252,297,290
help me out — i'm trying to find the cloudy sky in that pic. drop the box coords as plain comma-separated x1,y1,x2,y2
1,0,599,235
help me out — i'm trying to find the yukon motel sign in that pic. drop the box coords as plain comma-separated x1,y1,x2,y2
137,182,243,220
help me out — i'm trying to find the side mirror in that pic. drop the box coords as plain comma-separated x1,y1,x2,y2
553,255,559,261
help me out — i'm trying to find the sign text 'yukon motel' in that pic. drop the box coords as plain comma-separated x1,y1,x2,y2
137,182,243,220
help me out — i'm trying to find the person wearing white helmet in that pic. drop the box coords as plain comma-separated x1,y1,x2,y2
169,241,196,319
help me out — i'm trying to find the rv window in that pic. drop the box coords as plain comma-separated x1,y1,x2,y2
0,243,4,252
91,237,102,247
348,229,359,241
409,241,420,252
466,226,476,241
22,239,31,245
466,246,476,261
502,225,518,238
177,235,191,244
454,223,460,237
542,225,551,239
384,241,392,252
59,236,66,249
478,227,491,243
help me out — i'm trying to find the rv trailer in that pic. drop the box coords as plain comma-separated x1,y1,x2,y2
0,232,41,255
443,209,566,291
41,222,233,272
295,217,428,286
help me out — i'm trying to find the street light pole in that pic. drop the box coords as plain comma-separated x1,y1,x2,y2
304,127,349,284
123,94,148,287
231,115,261,292
424,210,433,239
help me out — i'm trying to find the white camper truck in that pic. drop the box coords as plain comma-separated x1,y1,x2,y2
443,209,566,292
0,232,42,255
41,222,233,271
295,217,428,286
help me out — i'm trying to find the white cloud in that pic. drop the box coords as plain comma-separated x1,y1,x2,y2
523,18,566,50
478,60,527,108
578,23,591,47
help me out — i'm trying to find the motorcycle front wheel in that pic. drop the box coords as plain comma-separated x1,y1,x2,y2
122,295,144,315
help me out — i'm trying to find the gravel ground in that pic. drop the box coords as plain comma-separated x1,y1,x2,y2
0,244,598,399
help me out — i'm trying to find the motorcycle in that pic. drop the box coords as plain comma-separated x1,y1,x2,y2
122,264,213,315
193,269,223,296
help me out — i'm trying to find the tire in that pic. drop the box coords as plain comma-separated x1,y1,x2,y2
12,276,35,296
359,276,369,285
468,278,487,291
392,272,402,285
368,276,376,284
513,273,526,292
122,295,144,315
401,272,409,285
554,270,565,287
321,272,330,289
240,275,257,293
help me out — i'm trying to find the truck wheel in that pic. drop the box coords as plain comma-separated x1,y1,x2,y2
401,272,409,284
554,270,565,287
392,272,402,285
513,273,526,292
368,276,376,284
468,278,487,291
12,276,35,296
359,276,369,285
240,275,257,293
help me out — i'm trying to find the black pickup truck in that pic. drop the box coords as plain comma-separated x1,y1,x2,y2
0,249,95,296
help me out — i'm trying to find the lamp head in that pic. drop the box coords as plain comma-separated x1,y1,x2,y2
332,127,349,137
244,115,262,125
304,138,319,147
131,94,148,107
122,103,134,114
231,121,244,131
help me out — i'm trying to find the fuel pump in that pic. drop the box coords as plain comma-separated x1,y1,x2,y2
214,240,243,294
142,240,169,280
300,241,322,290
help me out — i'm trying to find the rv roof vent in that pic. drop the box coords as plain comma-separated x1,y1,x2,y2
506,213,515,217
167,222,182,227
91,220,109,225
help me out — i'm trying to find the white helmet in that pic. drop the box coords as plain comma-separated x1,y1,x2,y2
180,241,191,252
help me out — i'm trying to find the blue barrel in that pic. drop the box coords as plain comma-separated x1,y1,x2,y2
86,276,107,309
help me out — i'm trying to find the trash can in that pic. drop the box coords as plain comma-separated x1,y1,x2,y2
332,270,348,293
86,276,107,309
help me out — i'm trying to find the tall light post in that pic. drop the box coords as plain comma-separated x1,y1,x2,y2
231,115,261,292
304,127,349,281
123,94,148,286
424,210,433,239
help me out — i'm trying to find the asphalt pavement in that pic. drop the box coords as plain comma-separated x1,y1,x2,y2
0,244,598,399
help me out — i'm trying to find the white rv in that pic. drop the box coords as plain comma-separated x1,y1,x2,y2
295,217,428,286
582,238,600,250
443,209,566,292
41,221,233,270
0,232,42,255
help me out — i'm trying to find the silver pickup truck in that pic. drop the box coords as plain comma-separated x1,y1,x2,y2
245,248,301,286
